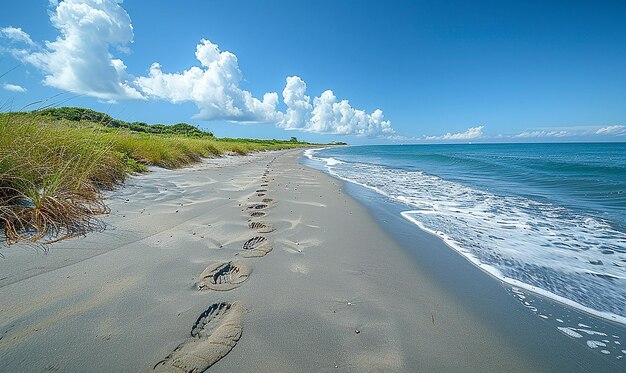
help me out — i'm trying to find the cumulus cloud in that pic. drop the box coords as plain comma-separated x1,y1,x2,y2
280,76,312,130
278,76,394,136
514,130,568,138
2,0,143,101
425,126,484,140
596,125,626,135
2,83,27,92
0,26,35,46
135,39,280,122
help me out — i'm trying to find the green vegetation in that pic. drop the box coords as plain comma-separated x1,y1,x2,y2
37,107,215,137
0,108,313,244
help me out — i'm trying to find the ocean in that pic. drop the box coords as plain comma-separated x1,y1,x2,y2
304,143,626,328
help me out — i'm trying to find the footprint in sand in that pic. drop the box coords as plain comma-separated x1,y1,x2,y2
247,203,268,210
248,221,275,233
243,236,267,249
241,236,272,258
154,302,243,372
197,261,251,291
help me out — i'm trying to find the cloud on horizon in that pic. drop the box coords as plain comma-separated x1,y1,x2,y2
424,126,484,141
0,0,394,137
507,126,626,139
513,130,568,138
596,125,626,136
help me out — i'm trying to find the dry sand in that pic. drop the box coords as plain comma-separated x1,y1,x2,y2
0,149,546,372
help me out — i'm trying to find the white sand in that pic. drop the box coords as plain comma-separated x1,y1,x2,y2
0,149,540,372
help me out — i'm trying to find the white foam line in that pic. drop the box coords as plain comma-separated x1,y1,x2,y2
400,210,626,326
304,150,391,204
303,147,327,160
324,168,393,199
304,148,346,169
306,153,415,210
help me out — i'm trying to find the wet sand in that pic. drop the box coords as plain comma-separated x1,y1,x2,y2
0,149,619,371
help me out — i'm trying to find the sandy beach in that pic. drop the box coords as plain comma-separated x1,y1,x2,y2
0,149,620,372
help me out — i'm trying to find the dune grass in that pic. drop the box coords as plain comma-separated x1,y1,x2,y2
0,111,312,244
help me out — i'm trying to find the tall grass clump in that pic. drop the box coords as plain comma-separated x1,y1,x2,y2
0,114,126,244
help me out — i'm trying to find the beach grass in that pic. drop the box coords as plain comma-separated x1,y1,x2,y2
0,109,313,244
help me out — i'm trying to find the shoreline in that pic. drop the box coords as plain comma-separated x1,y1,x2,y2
335,177,626,371
401,209,626,326
0,149,622,371
304,146,626,329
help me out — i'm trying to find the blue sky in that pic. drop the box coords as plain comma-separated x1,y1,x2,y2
1,0,625,143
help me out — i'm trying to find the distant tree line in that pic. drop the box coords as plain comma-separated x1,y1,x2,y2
35,107,214,138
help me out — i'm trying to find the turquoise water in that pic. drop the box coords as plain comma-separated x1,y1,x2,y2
305,143,626,324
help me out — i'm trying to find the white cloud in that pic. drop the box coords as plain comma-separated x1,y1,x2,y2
280,76,312,130
2,83,27,92
0,26,35,46
279,76,394,136
425,126,484,140
2,0,143,101
135,39,279,122
514,130,568,138
596,125,626,135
